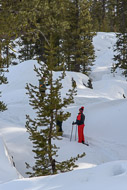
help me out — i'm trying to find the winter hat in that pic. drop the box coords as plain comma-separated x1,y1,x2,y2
79,106,84,112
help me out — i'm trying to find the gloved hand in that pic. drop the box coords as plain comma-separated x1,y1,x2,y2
72,121,75,125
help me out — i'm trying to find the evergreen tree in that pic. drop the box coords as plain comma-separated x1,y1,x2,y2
90,0,119,32
25,0,85,177
63,0,95,74
0,0,19,111
0,66,7,111
18,36,35,62
90,0,106,31
113,0,127,77
17,0,65,65
25,47,84,177
106,0,118,32
87,79,93,89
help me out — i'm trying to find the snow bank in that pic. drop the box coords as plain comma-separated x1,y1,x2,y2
0,136,22,183
1,161,127,190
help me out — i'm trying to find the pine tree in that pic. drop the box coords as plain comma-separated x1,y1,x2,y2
25,45,84,177
25,0,85,177
113,0,127,77
0,67,7,111
87,79,93,89
18,35,35,62
78,0,95,74
0,0,18,111
106,0,118,32
90,0,105,31
62,0,95,74
90,0,118,32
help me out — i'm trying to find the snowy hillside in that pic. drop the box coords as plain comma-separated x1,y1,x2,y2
0,32,127,190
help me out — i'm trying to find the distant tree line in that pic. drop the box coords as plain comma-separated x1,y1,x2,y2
1,0,127,77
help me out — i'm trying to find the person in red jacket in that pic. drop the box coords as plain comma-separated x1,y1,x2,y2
73,106,85,144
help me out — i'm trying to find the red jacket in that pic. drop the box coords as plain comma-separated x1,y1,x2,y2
76,112,85,125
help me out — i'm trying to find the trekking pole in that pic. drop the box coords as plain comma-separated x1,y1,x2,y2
75,125,77,141
70,123,74,141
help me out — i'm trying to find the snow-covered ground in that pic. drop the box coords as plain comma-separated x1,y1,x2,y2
0,32,127,189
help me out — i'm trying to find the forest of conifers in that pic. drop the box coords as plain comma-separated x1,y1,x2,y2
0,0,127,73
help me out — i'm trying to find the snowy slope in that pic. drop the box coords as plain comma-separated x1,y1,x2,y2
0,32,127,189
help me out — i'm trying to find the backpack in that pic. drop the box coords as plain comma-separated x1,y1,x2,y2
39,79,46,92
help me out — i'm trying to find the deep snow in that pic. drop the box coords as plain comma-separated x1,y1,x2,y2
0,32,127,189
